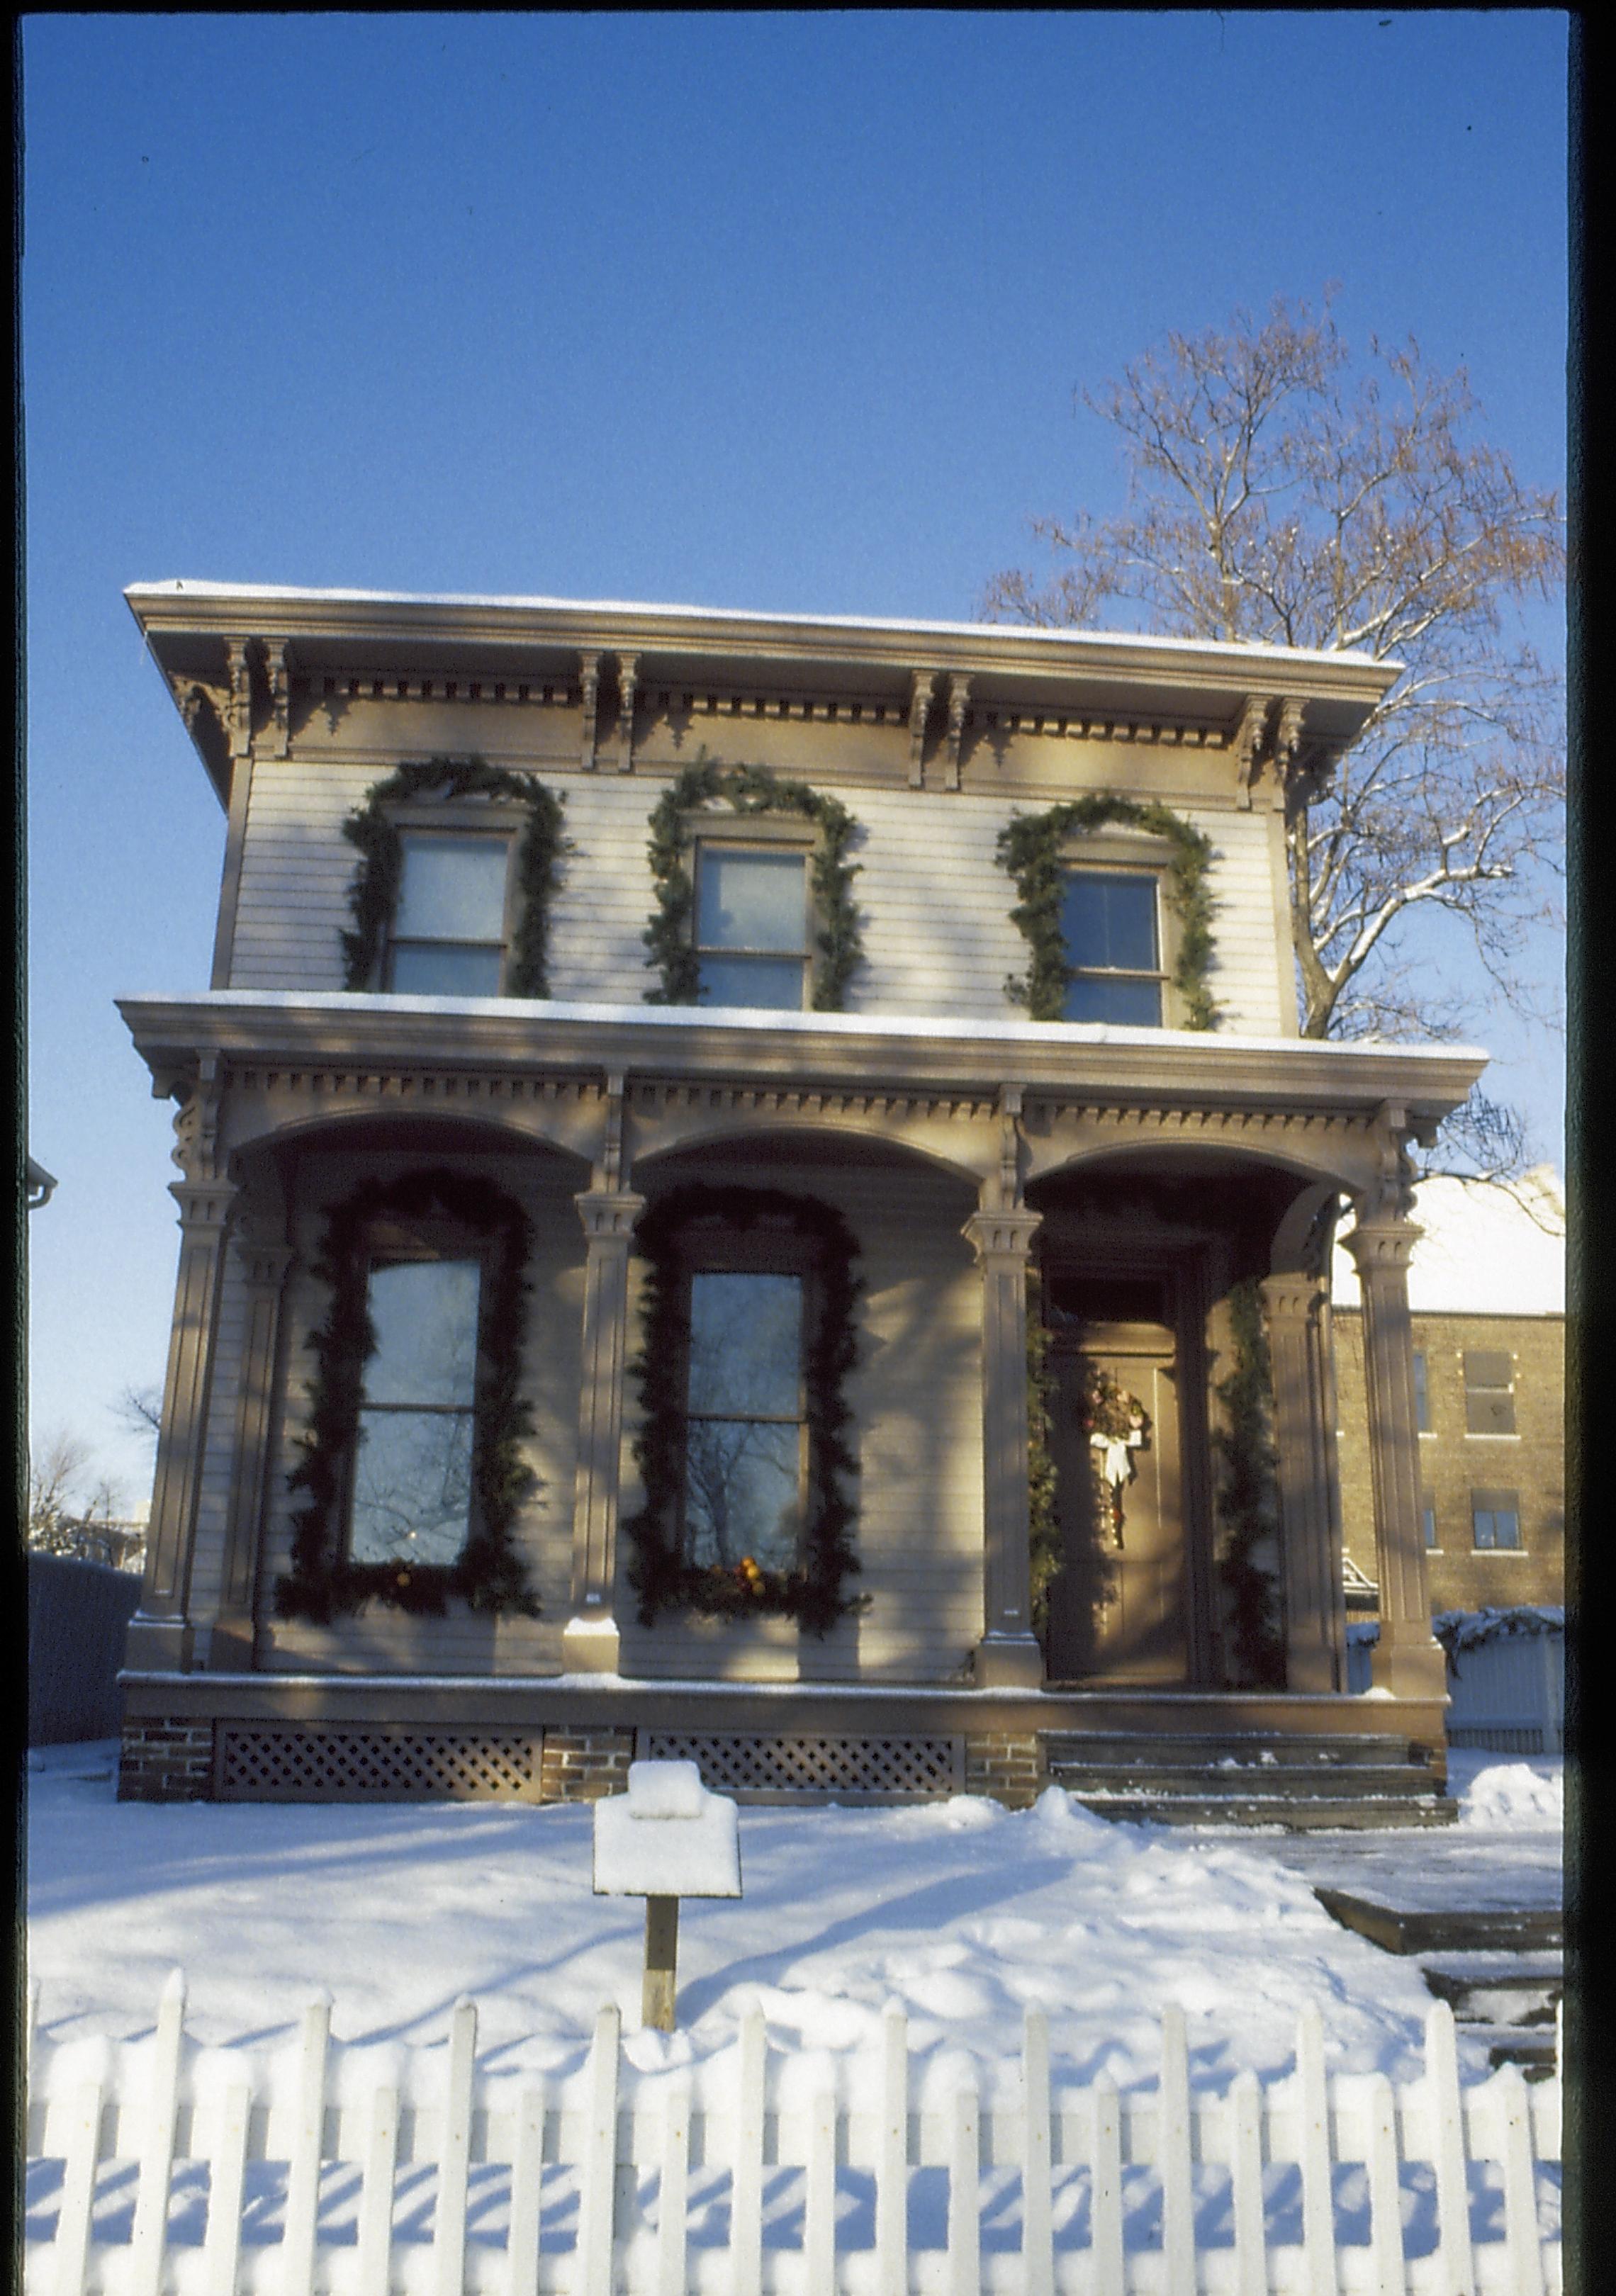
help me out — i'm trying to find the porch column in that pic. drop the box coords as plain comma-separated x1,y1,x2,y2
206,1238,294,1670
564,1189,646,1674
963,1208,1045,1689
127,1174,239,1672
1261,1273,1342,1692
1344,1215,1446,1699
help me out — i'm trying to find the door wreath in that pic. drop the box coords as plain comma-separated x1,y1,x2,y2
1076,1363,1152,1546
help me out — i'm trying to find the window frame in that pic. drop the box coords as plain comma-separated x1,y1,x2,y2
343,1209,493,1571
1055,830,1178,1028
381,802,524,996
1462,1348,1518,1438
1413,1349,1432,1434
688,814,817,1012
1471,1487,1525,1552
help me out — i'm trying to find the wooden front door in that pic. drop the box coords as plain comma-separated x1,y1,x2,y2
1045,1319,1187,1683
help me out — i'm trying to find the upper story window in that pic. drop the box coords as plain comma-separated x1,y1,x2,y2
683,1267,807,1569
1413,1351,1431,1432
694,843,811,1009
387,833,512,996
1060,870,1165,1025
1464,1349,1517,1436
349,1251,483,1567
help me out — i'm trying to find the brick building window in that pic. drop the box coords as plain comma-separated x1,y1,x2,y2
1413,1350,1431,1432
1464,1350,1517,1435
1471,1488,1522,1551
1422,1497,1440,1549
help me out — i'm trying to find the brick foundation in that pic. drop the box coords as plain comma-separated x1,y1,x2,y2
963,1729,1045,1808
119,1718,216,1803
538,1726,634,1803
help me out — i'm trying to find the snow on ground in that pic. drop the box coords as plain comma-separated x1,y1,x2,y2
25,1745,1562,2100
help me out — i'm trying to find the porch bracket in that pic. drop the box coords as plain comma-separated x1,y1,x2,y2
963,1204,1045,1690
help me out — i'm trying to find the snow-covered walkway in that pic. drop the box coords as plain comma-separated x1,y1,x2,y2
25,1745,1561,2093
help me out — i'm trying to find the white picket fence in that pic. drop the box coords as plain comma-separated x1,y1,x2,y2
26,1974,1561,2294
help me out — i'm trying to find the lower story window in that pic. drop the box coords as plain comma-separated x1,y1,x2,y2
683,1268,805,1570
350,1255,482,1565
1471,1488,1522,1551
1421,1497,1439,1550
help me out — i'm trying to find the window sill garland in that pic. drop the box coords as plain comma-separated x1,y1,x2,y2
643,753,863,1009
340,757,570,996
275,1168,542,1624
996,795,1219,1030
622,1185,866,1634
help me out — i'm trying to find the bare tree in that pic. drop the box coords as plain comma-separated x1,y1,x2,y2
116,1385,164,1438
984,292,1564,1177
26,1430,141,1568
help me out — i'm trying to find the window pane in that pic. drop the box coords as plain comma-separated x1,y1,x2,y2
395,835,509,941
1464,1351,1513,1390
363,1260,481,1407
697,849,806,952
685,1419,800,1570
1062,974,1164,1026
1060,873,1158,973
1413,1352,1430,1431
1422,1500,1439,1548
1465,1387,1517,1436
688,1273,802,1417
697,954,807,1010
391,943,505,997
350,1407,474,1564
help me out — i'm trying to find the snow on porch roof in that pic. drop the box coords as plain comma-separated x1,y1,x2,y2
123,578,1396,680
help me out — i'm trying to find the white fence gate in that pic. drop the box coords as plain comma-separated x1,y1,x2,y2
26,1974,1561,2294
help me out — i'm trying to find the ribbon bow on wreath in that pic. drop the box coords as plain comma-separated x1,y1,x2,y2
1077,1366,1152,1547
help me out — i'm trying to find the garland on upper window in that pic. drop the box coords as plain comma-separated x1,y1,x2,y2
1211,1278,1286,1686
642,752,863,1009
622,1185,866,1634
340,757,569,995
275,1168,542,1624
996,796,1219,1030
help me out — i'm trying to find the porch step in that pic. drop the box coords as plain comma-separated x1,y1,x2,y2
1043,1731,1454,1830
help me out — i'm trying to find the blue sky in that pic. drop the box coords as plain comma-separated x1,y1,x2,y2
22,11,1568,1500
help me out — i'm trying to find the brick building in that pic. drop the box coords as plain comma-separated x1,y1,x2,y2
1332,1170,1565,1617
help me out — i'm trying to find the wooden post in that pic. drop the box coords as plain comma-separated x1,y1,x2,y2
643,1896,679,2032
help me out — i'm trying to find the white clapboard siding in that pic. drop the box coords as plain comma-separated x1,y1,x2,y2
230,763,1291,1035
26,1977,1562,2295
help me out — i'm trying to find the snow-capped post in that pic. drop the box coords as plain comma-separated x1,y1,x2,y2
593,1759,741,2030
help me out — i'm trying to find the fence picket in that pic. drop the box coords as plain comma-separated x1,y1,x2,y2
729,2001,767,2296
654,2073,690,2296
1427,2001,1478,2296
1496,2067,1547,2296
356,2076,400,2296
435,1996,478,2296
1364,2071,1403,2296
50,2047,108,2296
578,2004,620,2296
1089,2071,1125,2296
1157,2002,1195,2294
128,1967,186,2296
1021,2005,1053,2296
1295,2004,1336,2296
877,2003,908,2296
804,2064,837,2296
281,1991,332,2296
203,2073,252,2296
24,1979,1566,2296
1228,2068,1265,2296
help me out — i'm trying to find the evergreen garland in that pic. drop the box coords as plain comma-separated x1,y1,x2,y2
340,757,569,996
622,1185,866,1633
642,751,863,1009
1211,1279,1286,1685
996,796,1219,1030
1025,1271,1062,1638
274,1168,542,1624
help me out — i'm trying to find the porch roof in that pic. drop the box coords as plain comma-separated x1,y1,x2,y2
118,988,1486,1131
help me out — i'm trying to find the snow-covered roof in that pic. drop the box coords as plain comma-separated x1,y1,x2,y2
1333,1169,1564,1317
123,578,1391,674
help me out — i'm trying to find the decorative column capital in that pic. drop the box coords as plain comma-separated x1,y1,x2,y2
168,1176,239,1234
574,1189,646,1244
231,1236,294,1290
1343,1218,1423,1279
963,1208,1043,1264
1259,1270,1320,1324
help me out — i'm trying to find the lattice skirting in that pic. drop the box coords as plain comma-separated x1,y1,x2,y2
215,1725,544,1802
639,1731,963,1801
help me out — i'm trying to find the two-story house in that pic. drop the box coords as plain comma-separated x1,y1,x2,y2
115,583,1483,1811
